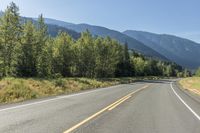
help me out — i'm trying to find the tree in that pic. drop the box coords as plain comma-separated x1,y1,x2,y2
17,21,37,77
183,69,190,77
74,30,96,77
94,37,122,77
35,14,51,77
195,67,200,77
156,61,164,76
53,32,74,77
132,57,146,76
0,2,21,76
145,59,160,76
164,65,172,77
123,42,132,76
94,37,106,77
116,42,132,77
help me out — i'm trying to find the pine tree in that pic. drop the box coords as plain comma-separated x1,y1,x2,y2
0,2,21,76
122,42,132,76
115,42,132,77
35,14,51,77
17,21,37,77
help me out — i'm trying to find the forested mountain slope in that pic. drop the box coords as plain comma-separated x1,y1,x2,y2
123,30,200,69
43,18,168,60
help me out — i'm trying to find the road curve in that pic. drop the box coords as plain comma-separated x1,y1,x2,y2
0,79,200,133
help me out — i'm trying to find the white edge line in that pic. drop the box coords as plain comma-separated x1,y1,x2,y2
170,82,200,121
0,84,126,112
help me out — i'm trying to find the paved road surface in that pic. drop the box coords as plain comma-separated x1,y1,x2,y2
0,79,200,133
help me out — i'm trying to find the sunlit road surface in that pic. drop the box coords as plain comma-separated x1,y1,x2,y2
0,79,200,133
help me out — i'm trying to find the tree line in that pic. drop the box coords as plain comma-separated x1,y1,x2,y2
0,2,186,78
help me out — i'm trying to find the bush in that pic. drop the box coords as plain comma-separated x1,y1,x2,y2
53,73,63,79
54,78,65,88
0,80,37,103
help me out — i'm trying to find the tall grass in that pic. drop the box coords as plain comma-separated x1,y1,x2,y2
179,77,200,91
0,76,161,104
0,77,120,103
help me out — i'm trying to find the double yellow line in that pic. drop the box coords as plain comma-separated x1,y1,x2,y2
63,85,150,133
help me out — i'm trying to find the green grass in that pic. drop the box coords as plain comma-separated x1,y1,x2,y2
0,76,162,104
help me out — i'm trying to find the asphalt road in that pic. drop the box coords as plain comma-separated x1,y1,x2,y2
0,79,200,133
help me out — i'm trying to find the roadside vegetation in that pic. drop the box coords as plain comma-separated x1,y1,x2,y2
179,77,200,94
0,3,188,103
179,67,200,95
195,67,200,77
0,77,161,103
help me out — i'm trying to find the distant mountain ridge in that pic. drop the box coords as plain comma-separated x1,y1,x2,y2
42,18,75,27
123,30,200,69
43,18,168,60
0,12,80,39
25,17,80,39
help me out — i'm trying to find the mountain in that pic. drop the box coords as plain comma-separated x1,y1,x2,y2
25,17,80,39
123,30,200,69
46,24,80,39
0,12,80,39
43,18,168,60
43,18,74,27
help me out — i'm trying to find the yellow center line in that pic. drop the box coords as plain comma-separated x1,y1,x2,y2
108,95,131,111
63,84,150,133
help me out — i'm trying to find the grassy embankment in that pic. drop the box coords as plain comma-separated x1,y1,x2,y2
179,77,200,95
0,77,162,104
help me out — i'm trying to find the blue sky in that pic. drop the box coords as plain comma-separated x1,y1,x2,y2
0,0,200,42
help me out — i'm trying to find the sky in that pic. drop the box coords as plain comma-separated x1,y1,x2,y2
0,0,200,43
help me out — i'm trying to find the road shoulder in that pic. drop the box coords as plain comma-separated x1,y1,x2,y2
175,80,200,105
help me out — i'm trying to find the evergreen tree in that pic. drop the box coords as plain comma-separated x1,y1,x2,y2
123,42,132,76
17,21,37,77
116,42,133,77
35,14,50,77
0,2,21,76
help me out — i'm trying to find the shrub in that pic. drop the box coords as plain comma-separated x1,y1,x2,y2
54,78,65,88
0,80,37,103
